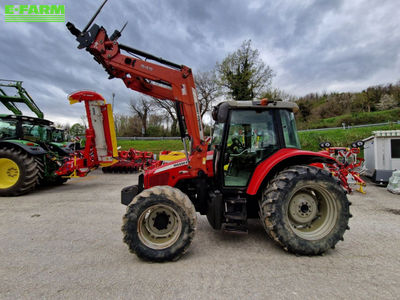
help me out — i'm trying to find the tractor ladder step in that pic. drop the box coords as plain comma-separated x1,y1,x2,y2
224,211,246,221
223,223,248,234
222,196,248,234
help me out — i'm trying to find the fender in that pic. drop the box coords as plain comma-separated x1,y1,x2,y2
0,140,47,155
246,148,336,195
49,142,73,156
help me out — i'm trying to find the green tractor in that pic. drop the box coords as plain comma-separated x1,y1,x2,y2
0,80,71,196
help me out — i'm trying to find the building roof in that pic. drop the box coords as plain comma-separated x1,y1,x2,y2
372,130,400,137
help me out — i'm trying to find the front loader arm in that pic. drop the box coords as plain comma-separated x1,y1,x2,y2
67,21,208,176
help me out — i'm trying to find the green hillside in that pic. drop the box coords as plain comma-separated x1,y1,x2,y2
298,108,400,130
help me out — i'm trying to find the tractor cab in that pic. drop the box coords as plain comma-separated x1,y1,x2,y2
0,114,53,142
0,114,71,155
211,100,300,190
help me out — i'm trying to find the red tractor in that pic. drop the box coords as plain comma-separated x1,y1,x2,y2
67,1,351,262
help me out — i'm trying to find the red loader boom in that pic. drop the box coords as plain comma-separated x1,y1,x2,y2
66,11,208,179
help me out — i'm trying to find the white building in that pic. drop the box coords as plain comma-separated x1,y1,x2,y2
363,130,400,183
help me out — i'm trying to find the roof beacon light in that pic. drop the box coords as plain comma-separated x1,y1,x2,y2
252,98,269,106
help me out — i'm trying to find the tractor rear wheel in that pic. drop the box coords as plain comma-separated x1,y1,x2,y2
122,185,197,262
34,157,69,186
0,147,39,196
259,165,350,255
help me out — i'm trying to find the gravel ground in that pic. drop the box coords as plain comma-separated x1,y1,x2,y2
1,170,399,299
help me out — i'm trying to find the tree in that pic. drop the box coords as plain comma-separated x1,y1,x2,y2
114,114,140,137
262,88,296,102
362,87,383,112
195,70,219,122
216,40,274,100
69,123,85,136
377,94,398,110
130,97,153,136
152,98,179,136
151,70,218,136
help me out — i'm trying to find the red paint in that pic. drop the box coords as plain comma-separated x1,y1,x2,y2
144,151,214,189
246,148,335,195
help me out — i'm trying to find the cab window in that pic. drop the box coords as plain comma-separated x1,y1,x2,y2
280,110,301,149
0,119,17,139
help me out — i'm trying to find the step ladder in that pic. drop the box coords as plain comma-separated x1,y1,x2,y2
222,196,248,234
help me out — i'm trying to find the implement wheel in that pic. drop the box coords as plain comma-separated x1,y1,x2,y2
259,165,350,255
122,186,197,262
0,147,39,196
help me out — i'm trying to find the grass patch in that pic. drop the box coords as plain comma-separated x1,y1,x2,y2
118,139,183,153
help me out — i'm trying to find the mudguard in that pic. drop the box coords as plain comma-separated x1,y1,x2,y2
0,140,47,155
246,148,336,195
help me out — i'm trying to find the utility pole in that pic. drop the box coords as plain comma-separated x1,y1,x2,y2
112,92,115,109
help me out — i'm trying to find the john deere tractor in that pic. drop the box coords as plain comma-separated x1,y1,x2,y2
0,80,71,196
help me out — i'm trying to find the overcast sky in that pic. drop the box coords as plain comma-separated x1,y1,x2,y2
0,0,399,125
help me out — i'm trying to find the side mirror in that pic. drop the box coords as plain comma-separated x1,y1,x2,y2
212,103,229,123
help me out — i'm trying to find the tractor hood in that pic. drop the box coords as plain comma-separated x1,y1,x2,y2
143,151,214,189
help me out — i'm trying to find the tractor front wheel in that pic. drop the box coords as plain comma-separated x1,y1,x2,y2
0,147,39,196
122,186,197,262
259,165,350,255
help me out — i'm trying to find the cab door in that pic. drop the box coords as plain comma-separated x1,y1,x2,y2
222,109,280,188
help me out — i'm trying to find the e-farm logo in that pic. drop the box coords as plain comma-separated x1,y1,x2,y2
4,4,65,22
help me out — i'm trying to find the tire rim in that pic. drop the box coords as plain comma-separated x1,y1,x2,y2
137,204,182,250
287,184,339,240
0,158,20,189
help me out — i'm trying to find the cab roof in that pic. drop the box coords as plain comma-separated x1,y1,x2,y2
222,100,298,112
0,114,54,126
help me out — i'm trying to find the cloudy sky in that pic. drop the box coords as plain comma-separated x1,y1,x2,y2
0,0,399,125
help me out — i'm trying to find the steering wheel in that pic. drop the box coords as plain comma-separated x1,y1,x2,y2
228,137,245,154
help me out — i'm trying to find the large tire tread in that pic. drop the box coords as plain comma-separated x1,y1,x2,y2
259,165,350,255
122,185,197,262
0,147,39,196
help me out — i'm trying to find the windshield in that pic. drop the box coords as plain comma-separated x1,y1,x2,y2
22,122,52,142
0,119,18,139
52,129,65,142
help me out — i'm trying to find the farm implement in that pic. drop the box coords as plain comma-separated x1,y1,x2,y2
318,141,367,194
55,91,118,177
102,148,160,173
